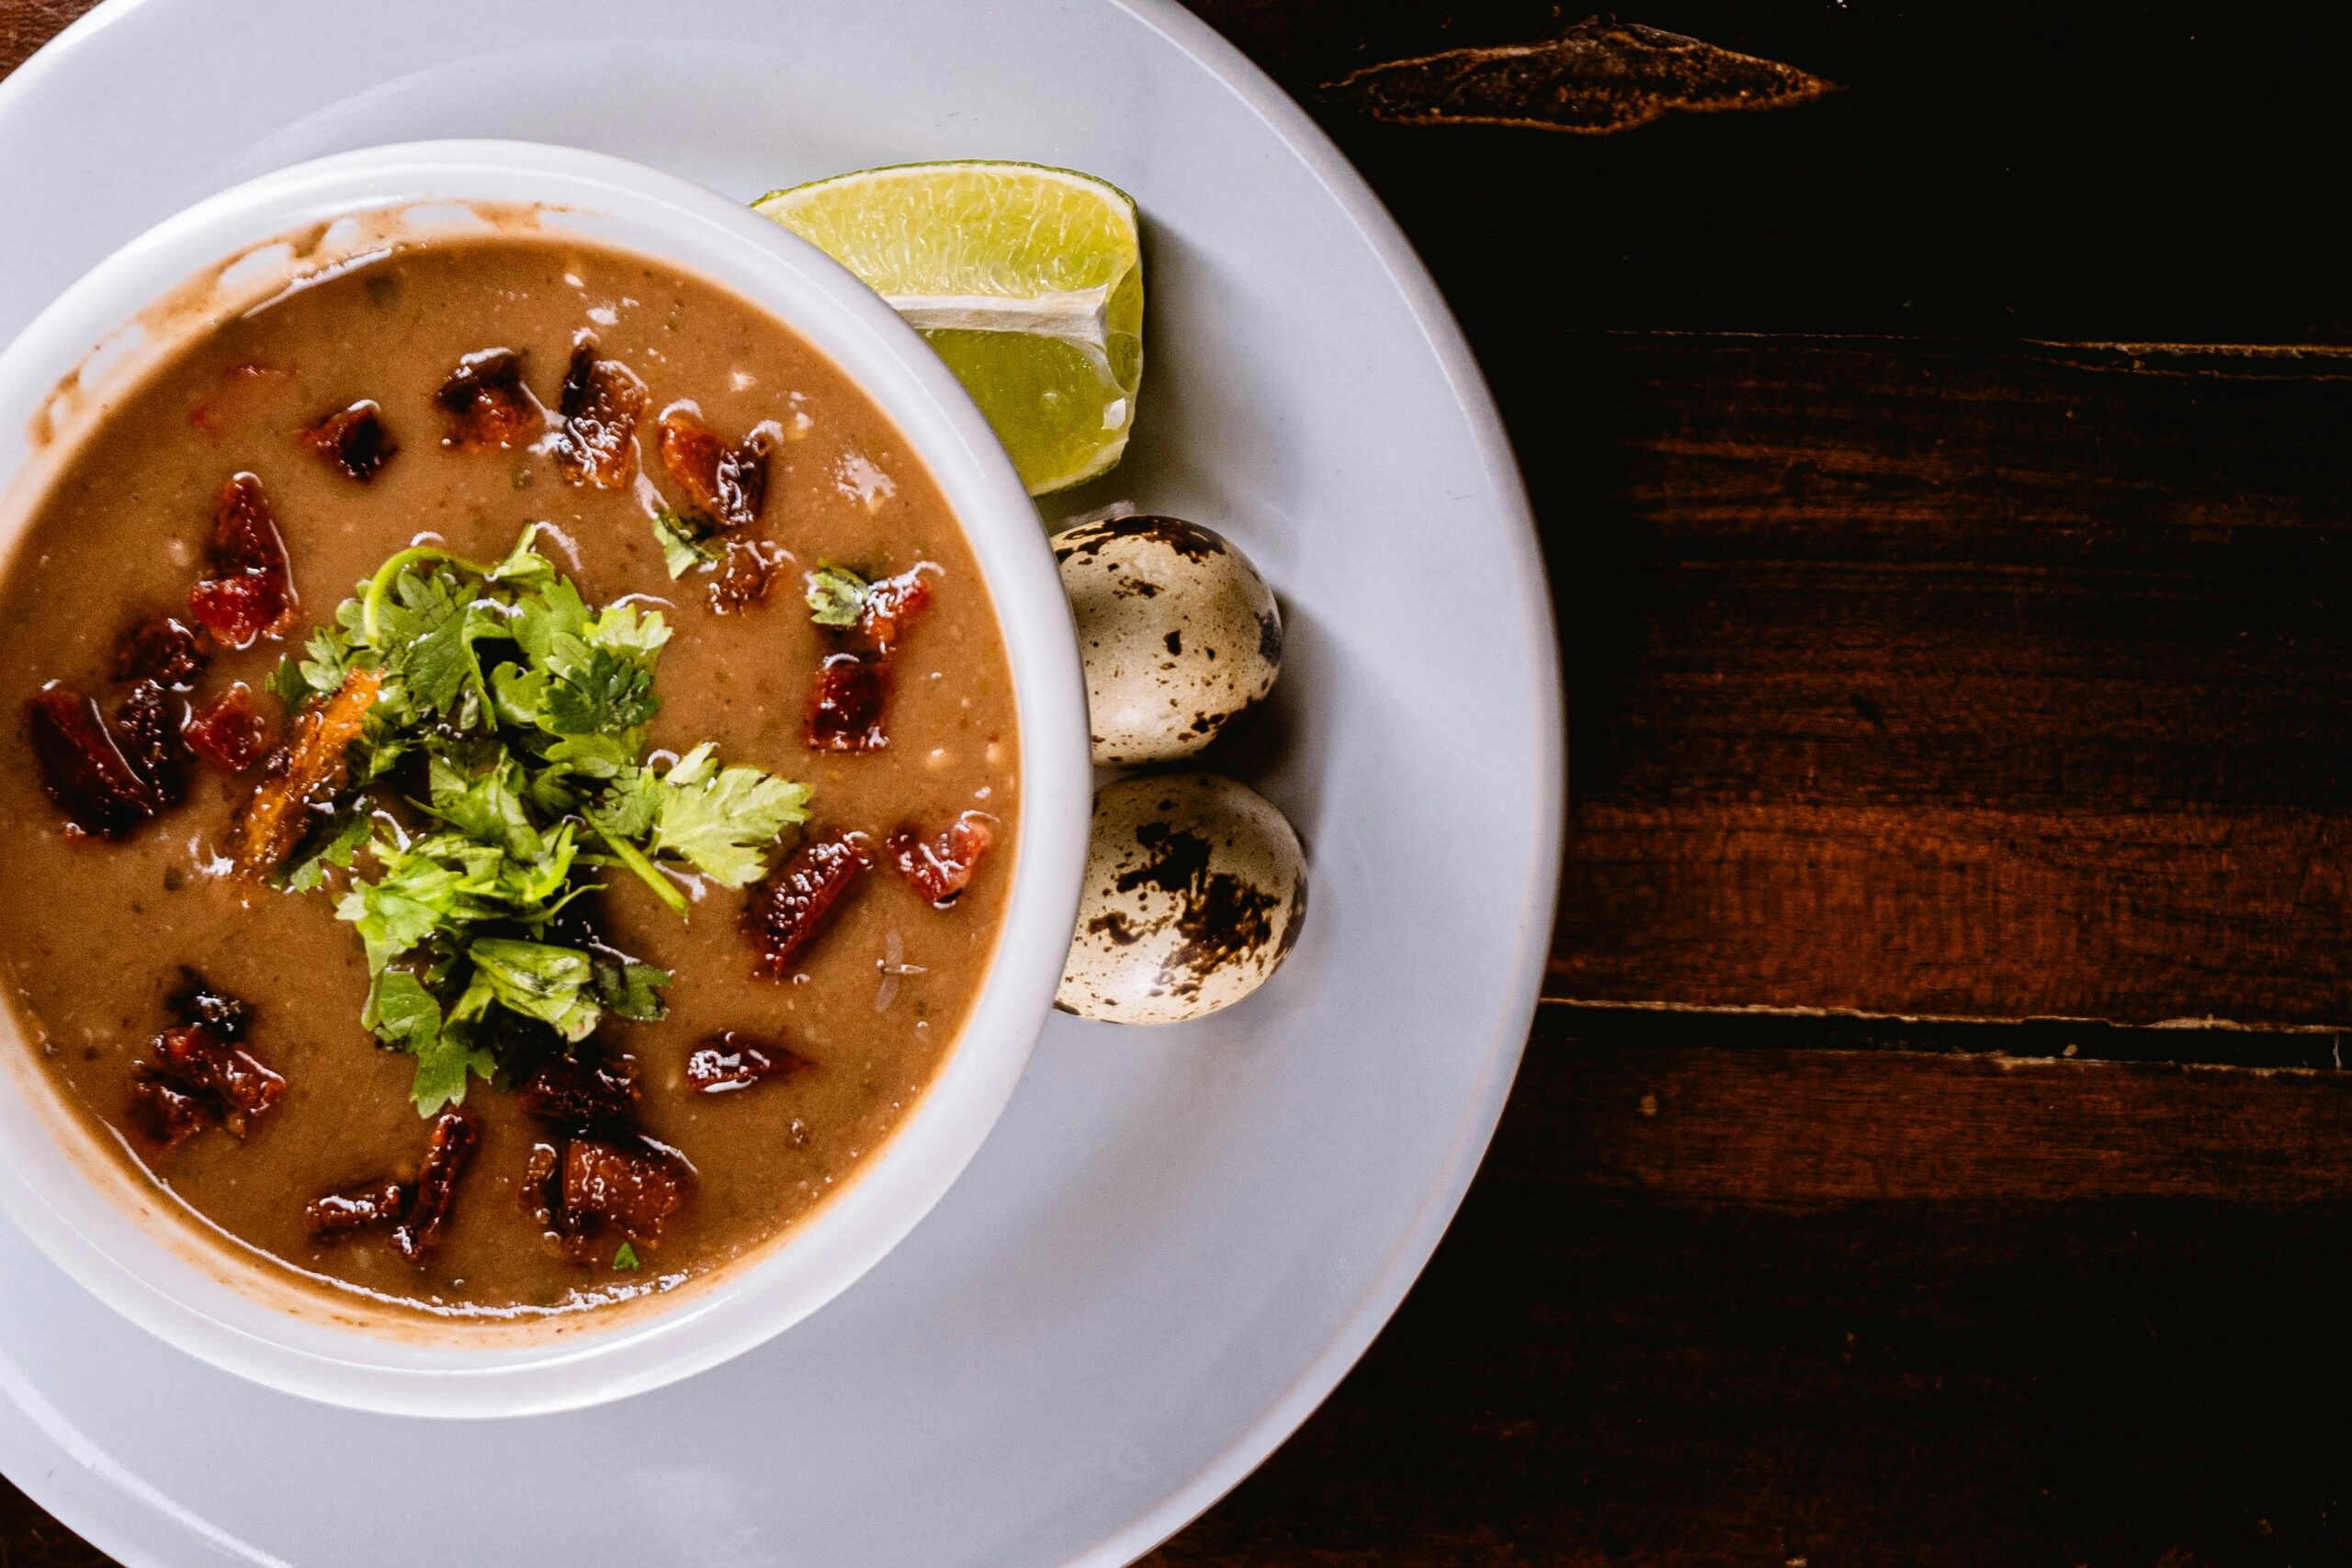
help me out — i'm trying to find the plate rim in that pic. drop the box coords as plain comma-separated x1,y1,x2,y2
0,0,1566,1561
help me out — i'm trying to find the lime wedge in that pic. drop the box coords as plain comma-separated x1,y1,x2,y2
754,161,1143,496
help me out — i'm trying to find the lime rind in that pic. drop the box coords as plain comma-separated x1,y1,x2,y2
753,160,1142,495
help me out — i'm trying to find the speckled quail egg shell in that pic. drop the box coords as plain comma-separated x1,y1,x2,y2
1053,515,1282,765
1057,773,1308,1024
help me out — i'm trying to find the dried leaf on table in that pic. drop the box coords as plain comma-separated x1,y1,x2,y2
1324,17,1836,135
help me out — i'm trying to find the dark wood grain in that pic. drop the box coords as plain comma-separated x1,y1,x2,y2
11,0,2352,1562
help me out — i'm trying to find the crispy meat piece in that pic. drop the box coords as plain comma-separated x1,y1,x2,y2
744,830,873,978
114,680,190,807
435,348,541,449
560,1137,689,1245
656,408,769,527
187,473,298,649
129,1069,209,1151
805,653,888,751
854,567,934,660
166,968,250,1041
517,1053,639,1130
26,683,164,837
233,665,380,874
113,615,206,688
553,340,647,489
709,537,784,614
888,812,996,908
685,1031,807,1094
183,683,270,773
391,1110,477,1265
304,1178,408,1238
153,1023,285,1138
299,400,397,481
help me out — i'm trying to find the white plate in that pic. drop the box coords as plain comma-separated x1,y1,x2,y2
0,1,1562,1562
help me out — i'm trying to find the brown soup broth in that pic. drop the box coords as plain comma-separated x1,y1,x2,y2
0,235,1018,1316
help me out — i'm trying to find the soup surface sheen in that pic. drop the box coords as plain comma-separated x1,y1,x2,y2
0,234,1018,1319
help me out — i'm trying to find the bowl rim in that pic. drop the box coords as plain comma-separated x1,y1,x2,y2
0,139,1091,1417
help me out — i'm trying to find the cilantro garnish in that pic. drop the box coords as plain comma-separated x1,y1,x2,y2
275,525,810,1115
804,564,869,627
613,1242,643,1272
652,507,720,580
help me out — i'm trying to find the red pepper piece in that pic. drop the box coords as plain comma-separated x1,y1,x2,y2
153,1023,285,1138
744,830,873,978
888,812,997,908
182,683,271,773
113,615,206,687
517,1054,639,1129
553,340,646,489
560,1137,690,1245
391,1111,477,1265
304,1178,409,1238
805,653,888,751
435,348,541,450
25,682,164,837
684,1031,808,1094
656,408,769,527
298,400,397,481
187,473,297,649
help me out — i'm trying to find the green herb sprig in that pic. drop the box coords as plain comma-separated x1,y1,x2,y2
274,525,808,1115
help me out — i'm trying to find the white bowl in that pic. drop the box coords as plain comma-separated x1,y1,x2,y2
0,141,1090,1418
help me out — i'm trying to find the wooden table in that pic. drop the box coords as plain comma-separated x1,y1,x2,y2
11,1,2352,1561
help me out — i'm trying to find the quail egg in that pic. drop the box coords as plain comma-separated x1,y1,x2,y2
1057,773,1307,1024
1053,515,1282,765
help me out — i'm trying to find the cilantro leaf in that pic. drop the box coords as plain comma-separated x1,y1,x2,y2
547,646,659,737
594,957,671,1022
613,1242,642,1272
652,507,720,580
643,745,810,886
465,937,600,1042
374,968,497,1115
805,564,869,627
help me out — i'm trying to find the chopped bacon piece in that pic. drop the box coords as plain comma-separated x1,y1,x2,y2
114,680,190,807
888,812,997,907
391,1110,477,1265
560,1137,689,1245
129,1069,208,1151
299,400,396,481
187,473,297,649
25,682,164,837
553,340,647,489
435,348,540,450
183,683,270,773
854,567,934,659
709,537,783,614
685,1031,807,1093
304,1178,408,1238
153,1023,285,1138
233,665,380,874
113,615,206,687
166,968,249,1041
744,830,873,978
806,654,888,751
656,408,769,527
517,1053,639,1129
